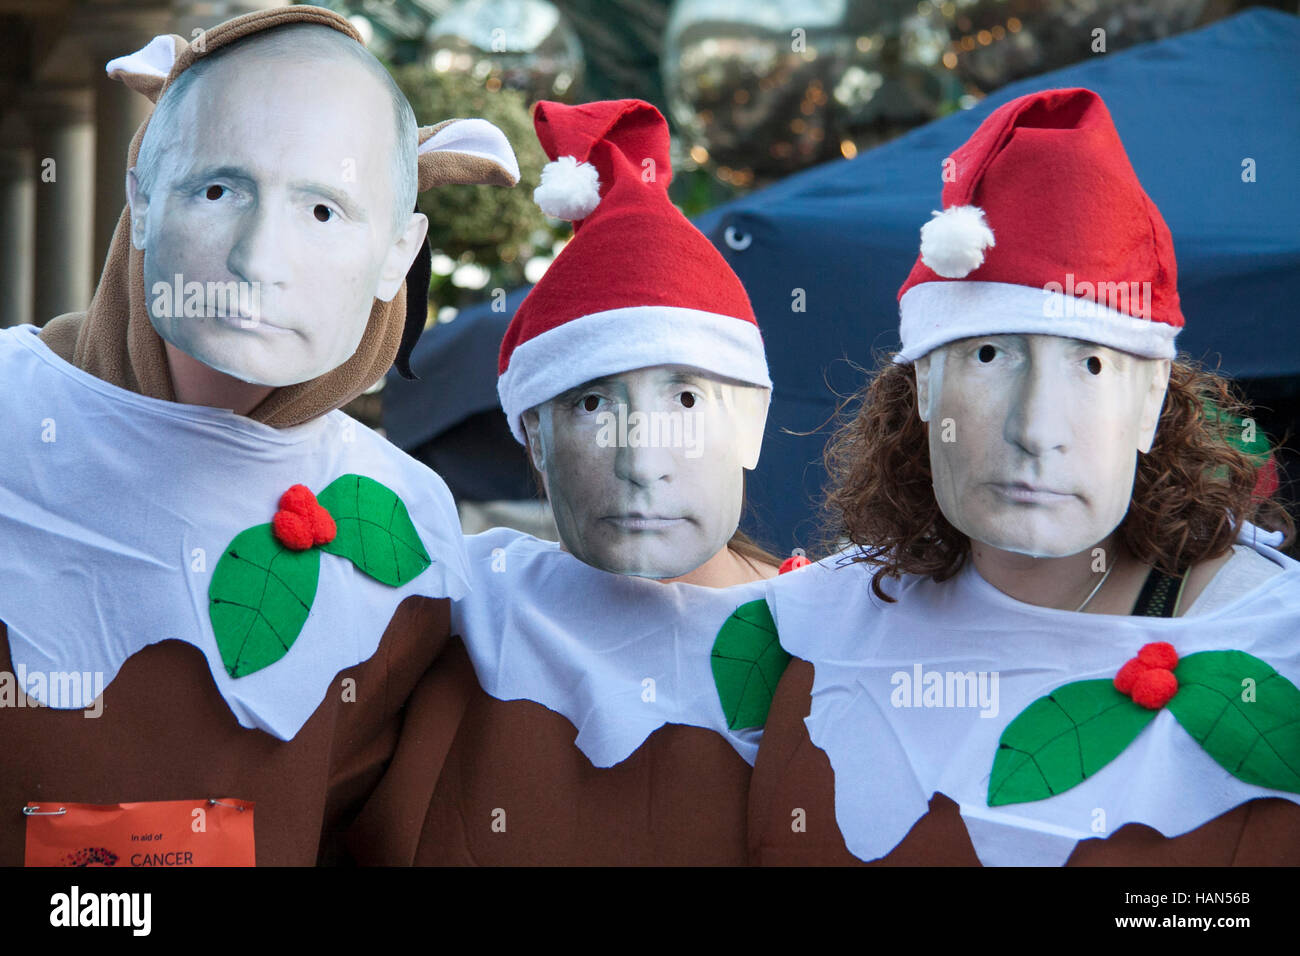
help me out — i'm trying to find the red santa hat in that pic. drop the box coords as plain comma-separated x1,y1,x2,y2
896,87,1184,363
497,99,771,443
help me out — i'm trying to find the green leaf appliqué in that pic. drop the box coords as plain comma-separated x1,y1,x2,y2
711,599,791,730
316,474,431,586
1166,650,1300,794
988,679,1157,806
208,523,321,678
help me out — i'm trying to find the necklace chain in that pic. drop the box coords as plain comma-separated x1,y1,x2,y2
1074,560,1116,613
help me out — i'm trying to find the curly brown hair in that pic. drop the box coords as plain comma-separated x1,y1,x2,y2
822,353,1295,601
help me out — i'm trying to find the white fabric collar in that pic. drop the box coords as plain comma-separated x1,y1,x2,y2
0,326,469,740
766,528,1300,865
451,528,767,767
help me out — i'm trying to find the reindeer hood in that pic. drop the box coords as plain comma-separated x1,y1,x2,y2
39,5,519,427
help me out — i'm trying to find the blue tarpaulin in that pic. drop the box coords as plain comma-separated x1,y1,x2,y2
385,9,1300,553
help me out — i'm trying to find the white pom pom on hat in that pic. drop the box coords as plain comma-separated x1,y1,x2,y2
919,205,995,279
534,155,601,220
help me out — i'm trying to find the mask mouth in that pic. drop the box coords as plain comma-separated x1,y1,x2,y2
601,515,688,531
987,481,1076,503
208,313,293,334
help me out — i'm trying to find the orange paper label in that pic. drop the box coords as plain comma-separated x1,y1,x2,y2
24,799,255,867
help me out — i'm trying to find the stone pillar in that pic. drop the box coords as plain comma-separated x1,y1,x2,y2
0,137,36,329
24,87,96,324
79,2,176,271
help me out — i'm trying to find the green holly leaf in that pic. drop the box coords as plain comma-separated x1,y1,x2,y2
208,523,321,678
711,599,791,730
988,680,1157,806
1167,650,1300,794
316,474,431,586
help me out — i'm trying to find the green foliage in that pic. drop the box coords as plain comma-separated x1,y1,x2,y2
391,64,554,306
670,165,742,219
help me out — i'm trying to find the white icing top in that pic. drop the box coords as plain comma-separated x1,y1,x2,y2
765,526,1300,865
0,325,469,740
1184,544,1284,617
451,527,768,767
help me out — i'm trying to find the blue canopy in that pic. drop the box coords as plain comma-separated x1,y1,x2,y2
385,9,1300,552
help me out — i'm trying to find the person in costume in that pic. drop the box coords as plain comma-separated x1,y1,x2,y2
0,6,519,866
748,87,1300,866
349,99,787,865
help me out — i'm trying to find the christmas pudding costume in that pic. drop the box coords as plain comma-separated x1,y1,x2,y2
0,6,519,866
349,100,776,865
746,88,1300,866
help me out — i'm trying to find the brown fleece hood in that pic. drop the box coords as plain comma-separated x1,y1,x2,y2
39,5,518,427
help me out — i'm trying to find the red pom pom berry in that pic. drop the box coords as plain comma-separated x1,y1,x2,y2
310,507,337,546
272,509,315,550
779,555,812,574
1113,658,1148,695
271,483,336,549
1136,641,1178,670
279,484,317,517
1130,667,1179,709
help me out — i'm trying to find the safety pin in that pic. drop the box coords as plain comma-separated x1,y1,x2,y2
22,806,67,816
207,799,245,811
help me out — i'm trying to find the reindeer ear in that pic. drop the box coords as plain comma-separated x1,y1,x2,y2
417,118,520,191
105,34,188,103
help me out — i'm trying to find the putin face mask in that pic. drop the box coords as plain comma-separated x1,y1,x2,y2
524,365,770,578
915,333,1170,559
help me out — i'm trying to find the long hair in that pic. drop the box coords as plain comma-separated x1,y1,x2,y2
822,354,1295,602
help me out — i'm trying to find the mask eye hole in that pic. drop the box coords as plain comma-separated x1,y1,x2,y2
313,204,333,223
205,185,225,201
978,344,996,363
1086,356,1102,375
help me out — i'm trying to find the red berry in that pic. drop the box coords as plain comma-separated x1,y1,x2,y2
279,484,317,517
310,504,337,546
272,509,315,550
1137,641,1178,670
1131,667,1179,709
779,555,812,574
1113,657,1148,694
